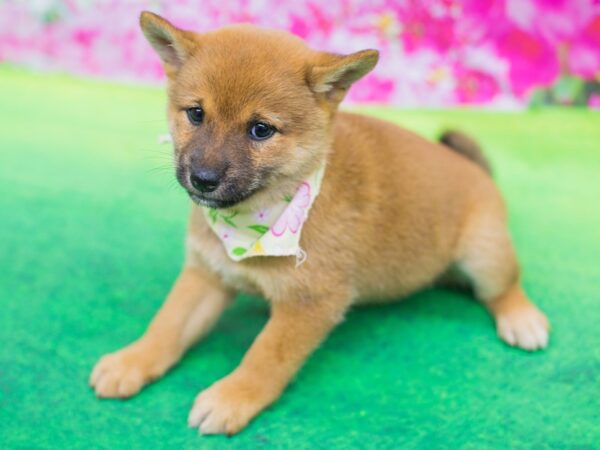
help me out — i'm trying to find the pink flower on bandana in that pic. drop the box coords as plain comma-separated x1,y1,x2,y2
271,182,311,237
217,225,234,241
255,208,270,222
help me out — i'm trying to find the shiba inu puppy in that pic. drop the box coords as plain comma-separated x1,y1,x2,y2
90,11,550,435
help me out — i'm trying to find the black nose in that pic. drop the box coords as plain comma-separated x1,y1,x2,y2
190,168,221,193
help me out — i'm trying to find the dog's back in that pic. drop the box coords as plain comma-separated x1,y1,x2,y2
299,111,501,302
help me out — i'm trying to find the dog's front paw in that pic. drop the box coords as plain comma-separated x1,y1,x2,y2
90,340,172,398
188,371,278,435
496,303,550,351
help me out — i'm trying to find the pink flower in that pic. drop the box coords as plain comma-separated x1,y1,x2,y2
2,0,599,107
454,67,500,104
504,0,600,82
72,28,100,48
217,225,234,241
289,3,334,39
568,16,600,79
255,208,270,222
589,93,600,109
289,15,311,39
350,75,395,103
271,182,311,237
495,27,560,97
506,0,597,45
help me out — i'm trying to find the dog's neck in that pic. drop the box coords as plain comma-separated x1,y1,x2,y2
200,160,327,263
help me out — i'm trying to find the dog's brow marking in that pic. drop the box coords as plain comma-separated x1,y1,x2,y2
266,114,283,123
253,112,284,128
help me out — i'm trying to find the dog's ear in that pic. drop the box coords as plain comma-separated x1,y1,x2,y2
139,11,196,77
308,49,379,104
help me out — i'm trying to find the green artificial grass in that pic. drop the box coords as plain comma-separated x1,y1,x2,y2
1,66,599,449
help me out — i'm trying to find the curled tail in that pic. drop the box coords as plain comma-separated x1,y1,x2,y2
439,130,492,176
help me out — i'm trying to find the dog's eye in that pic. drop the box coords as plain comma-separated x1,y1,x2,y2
186,107,204,125
249,122,275,141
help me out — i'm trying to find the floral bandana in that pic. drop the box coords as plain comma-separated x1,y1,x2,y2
202,163,326,264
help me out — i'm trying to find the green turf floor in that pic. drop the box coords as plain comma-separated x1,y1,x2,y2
1,67,599,449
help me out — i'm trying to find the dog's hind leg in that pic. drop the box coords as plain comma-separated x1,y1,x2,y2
455,206,550,351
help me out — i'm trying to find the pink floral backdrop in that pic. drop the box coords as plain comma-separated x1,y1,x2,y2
1,0,599,107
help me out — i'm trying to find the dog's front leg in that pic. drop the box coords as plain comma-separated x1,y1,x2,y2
90,266,233,398
188,293,349,435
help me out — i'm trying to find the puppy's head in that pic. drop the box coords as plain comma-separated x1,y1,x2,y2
140,12,378,210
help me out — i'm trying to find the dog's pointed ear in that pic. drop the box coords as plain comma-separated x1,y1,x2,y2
139,11,196,76
308,49,379,103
